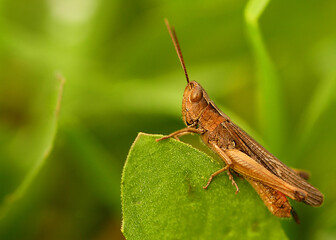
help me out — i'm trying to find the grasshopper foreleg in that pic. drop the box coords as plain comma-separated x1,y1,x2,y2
156,127,204,142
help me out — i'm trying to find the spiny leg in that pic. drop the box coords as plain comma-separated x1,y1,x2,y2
203,165,239,194
156,127,204,142
203,165,229,189
227,169,239,194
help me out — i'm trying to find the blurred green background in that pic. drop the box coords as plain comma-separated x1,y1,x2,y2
0,0,335,239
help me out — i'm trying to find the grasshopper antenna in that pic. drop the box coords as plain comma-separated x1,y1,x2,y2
165,19,190,83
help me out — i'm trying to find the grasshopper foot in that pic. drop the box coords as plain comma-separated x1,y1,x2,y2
227,169,239,194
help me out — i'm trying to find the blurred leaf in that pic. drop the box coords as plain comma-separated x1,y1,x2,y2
294,41,336,156
121,133,288,240
296,74,336,154
62,124,121,213
245,0,270,21
244,0,286,155
313,202,336,239
0,75,65,221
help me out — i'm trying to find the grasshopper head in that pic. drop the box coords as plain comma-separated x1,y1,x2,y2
182,81,209,126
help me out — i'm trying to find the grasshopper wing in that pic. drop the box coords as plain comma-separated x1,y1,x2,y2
211,145,308,202
223,121,323,206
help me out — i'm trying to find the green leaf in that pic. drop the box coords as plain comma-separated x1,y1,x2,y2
62,124,122,213
244,0,286,155
0,74,65,221
121,133,288,240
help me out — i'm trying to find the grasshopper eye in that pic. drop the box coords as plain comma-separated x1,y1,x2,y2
190,87,203,102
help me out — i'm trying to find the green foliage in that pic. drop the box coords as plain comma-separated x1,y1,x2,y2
245,0,286,155
122,133,288,240
0,75,64,221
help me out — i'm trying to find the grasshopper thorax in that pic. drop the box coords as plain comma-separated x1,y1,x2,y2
182,81,209,126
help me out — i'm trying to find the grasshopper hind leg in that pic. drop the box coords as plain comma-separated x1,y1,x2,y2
227,169,240,194
291,208,300,224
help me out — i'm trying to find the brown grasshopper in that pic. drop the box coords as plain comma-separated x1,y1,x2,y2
157,19,323,223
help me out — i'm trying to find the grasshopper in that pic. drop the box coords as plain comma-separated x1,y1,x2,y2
157,19,323,223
